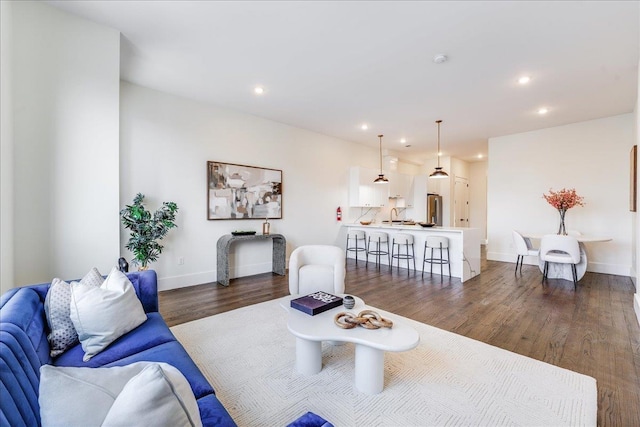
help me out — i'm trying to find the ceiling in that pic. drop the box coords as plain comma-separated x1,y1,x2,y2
46,1,639,164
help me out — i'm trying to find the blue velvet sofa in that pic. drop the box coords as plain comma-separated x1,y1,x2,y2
0,270,236,427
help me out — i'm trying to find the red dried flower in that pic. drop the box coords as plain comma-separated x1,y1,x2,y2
543,188,585,211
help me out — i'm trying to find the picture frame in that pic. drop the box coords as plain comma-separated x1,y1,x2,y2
631,145,637,212
207,161,282,220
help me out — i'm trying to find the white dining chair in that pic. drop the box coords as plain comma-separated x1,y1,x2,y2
539,234,581,290
512,230,539,274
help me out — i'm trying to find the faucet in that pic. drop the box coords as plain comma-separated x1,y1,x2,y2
390,208,398,225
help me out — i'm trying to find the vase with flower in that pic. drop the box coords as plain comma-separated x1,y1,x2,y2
543,188,585,235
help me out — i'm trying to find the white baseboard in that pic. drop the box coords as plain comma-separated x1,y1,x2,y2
487,251,631,277
487,251,538,266
635,294,640,328
158,270,216,291
157,261,274,291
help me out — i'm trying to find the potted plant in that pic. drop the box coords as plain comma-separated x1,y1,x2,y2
120,193,179,270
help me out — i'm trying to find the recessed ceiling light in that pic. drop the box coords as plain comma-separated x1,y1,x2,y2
477,154,484,159
518,76,531,85
400,138,407,144
361,123,369,130
538,107,549,115
438,152,443,157
254,86,264,95
433,54,448,64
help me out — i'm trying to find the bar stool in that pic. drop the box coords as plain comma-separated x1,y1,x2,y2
391,233,416,275
366,231,390,270
422,236,451,280
345,230,367,265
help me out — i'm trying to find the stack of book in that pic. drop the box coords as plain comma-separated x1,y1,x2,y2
290,291,343,316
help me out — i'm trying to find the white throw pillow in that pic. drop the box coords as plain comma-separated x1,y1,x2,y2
39,362,202,427
44,268,104,357
103,364,200,427
70,267,147,361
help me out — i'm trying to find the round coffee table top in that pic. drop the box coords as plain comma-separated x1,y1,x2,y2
280,294,419,352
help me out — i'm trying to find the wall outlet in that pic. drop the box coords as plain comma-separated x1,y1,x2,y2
178,256,184,265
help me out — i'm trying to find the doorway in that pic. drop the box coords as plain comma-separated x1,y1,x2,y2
454,177,469,227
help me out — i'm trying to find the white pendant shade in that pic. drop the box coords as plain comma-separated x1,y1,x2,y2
374,134,389,184
429,120,449,179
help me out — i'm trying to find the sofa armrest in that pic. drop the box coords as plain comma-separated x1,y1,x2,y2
126,270,159,313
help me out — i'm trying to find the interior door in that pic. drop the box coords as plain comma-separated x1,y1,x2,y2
454,177,469,227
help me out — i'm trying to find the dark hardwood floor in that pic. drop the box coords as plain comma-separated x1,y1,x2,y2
159,253,640,426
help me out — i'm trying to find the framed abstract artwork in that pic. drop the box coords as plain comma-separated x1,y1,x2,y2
207,161,282,220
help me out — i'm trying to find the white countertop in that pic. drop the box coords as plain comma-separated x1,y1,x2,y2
344,223,477,233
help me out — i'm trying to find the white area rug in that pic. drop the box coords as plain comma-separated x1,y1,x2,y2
171,297,597,426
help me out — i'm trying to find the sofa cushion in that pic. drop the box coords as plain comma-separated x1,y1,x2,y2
39,362,202,427
103,340,216,400
53,313,176,367
70,268,147,361
44,268,104,357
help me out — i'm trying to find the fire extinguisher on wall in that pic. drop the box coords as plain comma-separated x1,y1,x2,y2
336,207,342,222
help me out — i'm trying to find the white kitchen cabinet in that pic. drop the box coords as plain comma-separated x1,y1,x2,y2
388,172,414,207
348,167,389,207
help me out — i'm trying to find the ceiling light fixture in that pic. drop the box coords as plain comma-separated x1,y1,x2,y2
400,138,407,144
518,76,531,85
361,123,369,130
538,107,549,115
373,134,389,184
254,86,264,95
429,120,449,179
433,54,448,64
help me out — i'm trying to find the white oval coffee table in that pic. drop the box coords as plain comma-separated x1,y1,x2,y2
280,295,419,394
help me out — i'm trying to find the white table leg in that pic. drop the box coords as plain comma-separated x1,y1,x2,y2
296,337,322,375
354,344,384,394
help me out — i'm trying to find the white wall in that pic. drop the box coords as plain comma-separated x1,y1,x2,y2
120,82,385,290
6,2,120,287
487,114,635,276
1,1,15,295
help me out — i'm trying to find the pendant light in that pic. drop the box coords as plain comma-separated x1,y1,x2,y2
373,134,389,184
429,120,449,179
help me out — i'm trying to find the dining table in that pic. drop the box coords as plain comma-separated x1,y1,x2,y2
521,233,612,281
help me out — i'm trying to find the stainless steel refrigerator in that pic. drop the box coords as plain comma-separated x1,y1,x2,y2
426,194,442,225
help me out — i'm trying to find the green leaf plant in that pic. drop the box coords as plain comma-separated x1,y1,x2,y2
120,193,179,269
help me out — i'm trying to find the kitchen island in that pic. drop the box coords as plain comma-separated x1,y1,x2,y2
343,224,481,282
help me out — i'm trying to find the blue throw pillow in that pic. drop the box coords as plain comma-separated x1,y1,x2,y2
287,412,334,427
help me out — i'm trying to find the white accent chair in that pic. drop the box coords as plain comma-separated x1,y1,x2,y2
288,245,346,295
539,234,581,290
512,230,539,274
